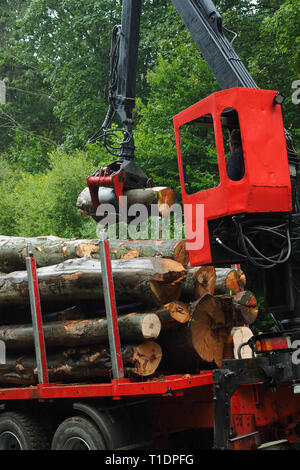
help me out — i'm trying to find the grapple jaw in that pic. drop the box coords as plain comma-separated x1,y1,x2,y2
87,159,153,215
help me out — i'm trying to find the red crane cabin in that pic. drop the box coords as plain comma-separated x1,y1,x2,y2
173,87,292,267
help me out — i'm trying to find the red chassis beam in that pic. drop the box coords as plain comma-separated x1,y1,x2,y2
1,373,300,448
0,372,213,401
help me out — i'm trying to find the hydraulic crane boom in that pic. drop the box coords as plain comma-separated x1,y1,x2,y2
171,0,258,90
100,0,258,162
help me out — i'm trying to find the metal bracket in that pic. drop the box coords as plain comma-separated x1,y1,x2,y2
25,244,49,385
99,232,124,379
213,354,300,449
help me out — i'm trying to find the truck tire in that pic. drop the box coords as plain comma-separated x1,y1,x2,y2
0,411,50,450
51,416,106,450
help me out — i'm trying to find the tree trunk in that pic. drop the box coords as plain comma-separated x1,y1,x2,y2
0,257,186,306
159,295,231,371
77,186,175,220
182,266,216,300
215,268,241,294
0,236,188,273
0,341,162,385
0,312,162,349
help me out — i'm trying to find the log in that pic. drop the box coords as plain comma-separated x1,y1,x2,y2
154,301,190,328
159,295,232,371
0,341,162,385
232,290,258,325
0,313,162,349
237,268,246,289
0,300,145,326
109,239,189,265
42,301,144,323
0,257,186,306
181,266,216,300
77,186,175,220
215,290,258,325
215,268,242,294
0,236,188,273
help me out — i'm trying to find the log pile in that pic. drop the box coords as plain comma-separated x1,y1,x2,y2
0,236,258,385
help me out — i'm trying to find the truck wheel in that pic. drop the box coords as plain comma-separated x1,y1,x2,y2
0,411,49,450
51,416,106,450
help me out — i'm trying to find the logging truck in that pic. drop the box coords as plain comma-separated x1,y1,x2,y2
0,0,300,451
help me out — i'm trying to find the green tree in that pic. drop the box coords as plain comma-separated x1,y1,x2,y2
134,24,220,197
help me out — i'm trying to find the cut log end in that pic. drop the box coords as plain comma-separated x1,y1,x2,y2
215,268,241,295
233,290,258,324
190,296,226,368
225,270,240,294
233,327,254,359
173,241,189,266
195,266,216,297
141,314,162,339
131,341,162,376
166,301,190,323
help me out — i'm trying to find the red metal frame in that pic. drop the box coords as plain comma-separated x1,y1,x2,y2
0,372,213,401
103,237,124,378
173,87,292,266
29,254,49,385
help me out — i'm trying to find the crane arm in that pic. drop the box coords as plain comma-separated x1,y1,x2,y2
100,0,257,162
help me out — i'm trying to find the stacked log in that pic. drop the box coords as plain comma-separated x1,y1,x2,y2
182,266,216,300
0,257,186,306
215,267,246,294
159,295,232,371
0,236,189,272
0,236,258,384
0,342,163,385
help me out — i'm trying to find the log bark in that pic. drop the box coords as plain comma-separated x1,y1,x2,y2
0,313,162,349
77,186,175,219
0,257,186,306
181,266,216,300
109,239,189,265
0,341,162,385
215,268,241,294
0,236,188,273
159,295,231,371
